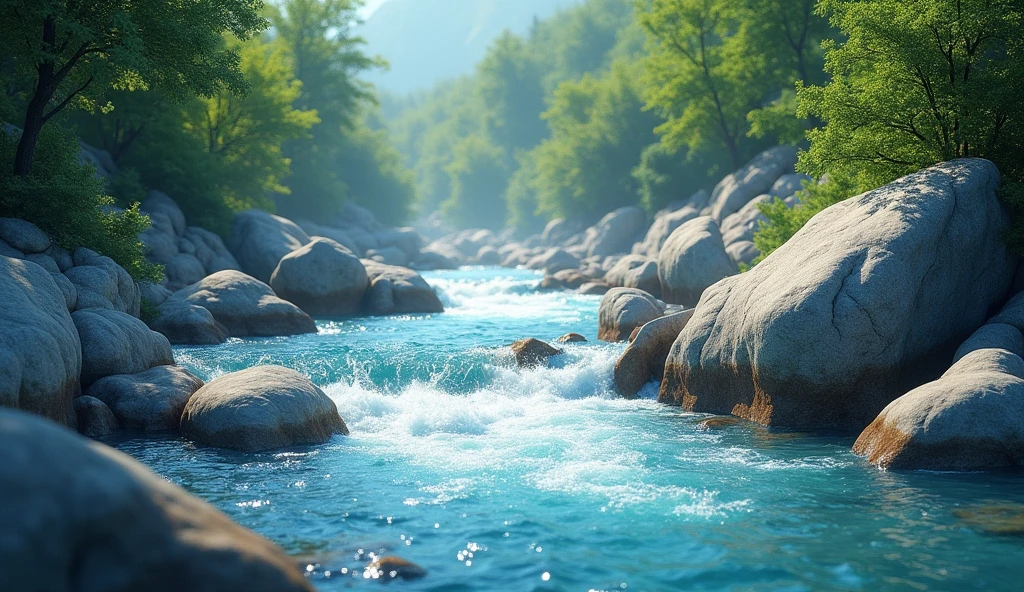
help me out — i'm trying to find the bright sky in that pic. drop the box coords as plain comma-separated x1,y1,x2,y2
359,0,390,19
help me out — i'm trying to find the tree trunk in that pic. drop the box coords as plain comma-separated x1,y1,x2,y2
13,93,48,177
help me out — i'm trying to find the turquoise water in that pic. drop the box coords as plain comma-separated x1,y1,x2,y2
115,268,1024,591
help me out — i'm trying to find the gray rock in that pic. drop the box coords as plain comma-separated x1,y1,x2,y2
270,238,368,317
660,159,1017,430
604,254,661,297
26,253,59,274
51,272,78,310
362,261,444,315
579,281,610,296
86,365,204,432
541,218,581,246
0,239,24,259
639,201,702,257
0,257,81,426
657,216,737,306
366,245,409,267
73,395,119,438
853,348,1024,470
726,240,760,266
411,249,459,270
614,310,694,398
540,268,594,290
180,365,348,452
0,408,315,591
770,173,812,199
164,270,316,338
476,245,501,265
140,282,173,307
46,245,73,272
73,308,174,386
0,218,50,253
296,220,362,255
139,214,179,265
598,287,666,342
183,226,240,273
164,253,206,290
176,236,196,256
720,194,771,247
228,210,310,283
709,146,798,223
69,248,141,316
584,207,648,258
954,323,1024,362
527,248,580,274
149,300,230,345
141,190,187,237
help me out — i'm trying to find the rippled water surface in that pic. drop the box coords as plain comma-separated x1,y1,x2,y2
115,268,1024,591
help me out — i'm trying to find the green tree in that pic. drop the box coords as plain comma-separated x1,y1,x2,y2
633,142,727,212
442,135,509,230
478,32,548,157
1,0,266,176
755,0,1024,263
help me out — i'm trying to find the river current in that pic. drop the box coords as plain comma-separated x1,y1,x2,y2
114,268,1024,591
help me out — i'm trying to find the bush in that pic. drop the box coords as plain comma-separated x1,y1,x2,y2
0,126,162,283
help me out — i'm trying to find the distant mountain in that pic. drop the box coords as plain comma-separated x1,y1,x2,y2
358,0,581,95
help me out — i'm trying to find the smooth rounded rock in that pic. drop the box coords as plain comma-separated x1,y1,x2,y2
0,217,50,253
510,338,562,368
657,216,737,306
614,310,693,398
73,308,174,386
180,365,348,452
270,238,368,317
228,210,311,283
598,288,666,342
73,395,119,438
86,365,204,432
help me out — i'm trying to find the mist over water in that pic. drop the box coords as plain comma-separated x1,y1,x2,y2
118,268,1024,591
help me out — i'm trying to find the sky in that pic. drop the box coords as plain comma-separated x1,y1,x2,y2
359,0,390,19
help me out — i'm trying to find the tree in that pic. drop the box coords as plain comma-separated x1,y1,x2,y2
442,135,509,230
477,32,548,157
1,0,266,176
186,36,318,212
798,0,1024,189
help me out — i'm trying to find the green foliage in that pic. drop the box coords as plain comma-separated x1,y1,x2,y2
442,135,509,230
478,32,548,156
0,126,161,282
633,142,727,212
104,167,146,207
532,61,660,221
755,0,1024,263
333,117,417,226
798,0,1024,188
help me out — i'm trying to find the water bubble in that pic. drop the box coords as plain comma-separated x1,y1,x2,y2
305,565,314,572
542,572,551,581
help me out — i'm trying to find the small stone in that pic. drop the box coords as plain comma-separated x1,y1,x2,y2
510,338,562,369
556,333,587,343
365,556,427,581
694,416,743,430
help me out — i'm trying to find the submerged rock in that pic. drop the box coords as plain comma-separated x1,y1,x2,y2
180,365,348,452
598,288,666,342
557,333,587,343
614,310,693,398
952,504,1024,536
0,408,314,591
365,556,427,581
661,159,1016,431
511,338,562,368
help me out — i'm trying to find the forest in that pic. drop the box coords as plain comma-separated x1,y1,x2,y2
1,0,1023,280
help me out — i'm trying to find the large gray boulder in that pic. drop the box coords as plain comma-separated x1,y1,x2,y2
362,261,444,316
149,300,230,345
228,210,310,283
639,197,705,257
660,159,1017,430
141,191,187,237
182,226,240,274
720,194,771,248
584,207,648,258
73,395,119,438
598,288,666,342
0,257,81,426
85,365,204,432
526,248,579,274
657,216,737,306
853,348,1024,470
0,408,314,591
73,308,174,386
541,218,580,246
604,255,661,297
180,365,348,452
66,248,141,316
0,218,50,253
297,220,362,255
163,271,316,338
708,146,798,223
614,310,693,398
269,238,368,317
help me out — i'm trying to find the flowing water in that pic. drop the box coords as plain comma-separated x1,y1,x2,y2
113,268,1024,591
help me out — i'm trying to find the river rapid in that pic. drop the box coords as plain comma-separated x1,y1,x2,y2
113,268,1024,591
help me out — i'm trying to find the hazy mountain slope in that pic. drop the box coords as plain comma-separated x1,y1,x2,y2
359,0,580,95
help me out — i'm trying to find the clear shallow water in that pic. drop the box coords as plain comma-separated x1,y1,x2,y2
114,268,1024,591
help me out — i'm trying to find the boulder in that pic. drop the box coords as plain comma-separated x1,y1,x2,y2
510,338,562,368
614,310,693,398
0,217,50,253
411,249,459,270
541,218,580,246
86,365,204,432
557,333,587,343
365,556,427,581
540,268,592,290
579,282,610,296
660,159,1017,430
708,146,798,223
362,261,444,315
476,245,501,265
0,238,24,258
639,202,702,257
73,308,174,386
51,271,78,310
26,253,59,273
73,396,119,438
657,216,737,306
0,257,81,426
164,271,316,338
140,282,173,307
164,253,206,290
141,191,187,237
183,226,240,274
527,248,579,274
269,238,368,317
726,241,759,266
296,220,362,255
67,248,141,316
853,348,1024,470
770,173,812,199
598,288,666,342
584,207,648,258
604,255,661,297
228,210,310,283
149,300,230,345
46,245,73,272
180,365,348,452
0,409,314,591
720,194,771,247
